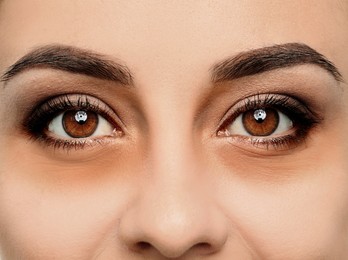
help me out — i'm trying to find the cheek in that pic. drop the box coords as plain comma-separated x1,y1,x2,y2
214,158,348,259
0,138,139,259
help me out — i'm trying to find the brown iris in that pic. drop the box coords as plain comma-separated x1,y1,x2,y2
242,108,279,136
62,110,98,138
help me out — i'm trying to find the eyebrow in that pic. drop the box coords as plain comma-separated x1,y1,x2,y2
1,45,134,85
211,43,343,83
1,43,342,87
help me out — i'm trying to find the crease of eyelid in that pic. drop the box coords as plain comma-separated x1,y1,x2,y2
0,44,135,87
210,42,344,84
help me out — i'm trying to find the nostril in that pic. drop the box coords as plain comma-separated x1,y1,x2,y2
192,242,214,254
196,242,211,248
134,241,214,256
136,241,152,250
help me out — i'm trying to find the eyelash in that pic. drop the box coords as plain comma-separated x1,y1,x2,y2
24,94,121,150
216,93,322,151
24,93,321,152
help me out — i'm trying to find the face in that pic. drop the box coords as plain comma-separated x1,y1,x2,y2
0,0,347,259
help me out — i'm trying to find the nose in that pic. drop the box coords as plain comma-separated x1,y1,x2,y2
118,134,228,258
119,178,228,258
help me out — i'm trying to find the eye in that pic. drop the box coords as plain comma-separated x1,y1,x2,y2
26,94,124,150
217,94,321,151
48,110,114,138
227,108,293,137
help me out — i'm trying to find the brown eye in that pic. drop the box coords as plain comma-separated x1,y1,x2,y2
242,108,279,136
62,110,98,138
48,110,115,139
226,108,293,137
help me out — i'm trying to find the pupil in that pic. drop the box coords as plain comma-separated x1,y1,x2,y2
75,111,88,124
254,109,267,123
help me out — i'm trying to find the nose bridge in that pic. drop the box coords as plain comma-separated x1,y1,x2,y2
148,122,207,224
150,121,197,180
117,94,228,257
145,105,207,236
145,84,200,177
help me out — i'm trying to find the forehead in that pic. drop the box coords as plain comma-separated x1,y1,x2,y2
0,0,347,83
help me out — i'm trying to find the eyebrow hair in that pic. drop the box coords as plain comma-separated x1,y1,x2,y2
211,43,343,83
1,45,134,85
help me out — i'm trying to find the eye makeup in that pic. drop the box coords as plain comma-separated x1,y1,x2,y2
216,93,322,151
8,64,334,156
24,94,124,150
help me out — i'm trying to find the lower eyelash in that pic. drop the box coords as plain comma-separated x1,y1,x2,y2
226,131,306,151
250,133,305,150
37,135,112,151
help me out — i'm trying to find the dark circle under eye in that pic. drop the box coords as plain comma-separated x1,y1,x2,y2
242,108,279,136
62,110,98,138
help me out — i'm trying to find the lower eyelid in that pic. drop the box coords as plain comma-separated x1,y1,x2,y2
223,134,305,153
217,120,310,152
36,135,118,152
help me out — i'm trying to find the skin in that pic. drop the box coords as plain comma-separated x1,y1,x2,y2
0,0,348,259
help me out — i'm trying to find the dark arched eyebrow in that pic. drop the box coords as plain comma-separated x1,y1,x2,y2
1,43,342,87
211,43,343,83
1,44,134,86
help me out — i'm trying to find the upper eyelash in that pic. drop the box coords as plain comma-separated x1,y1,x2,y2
25,92,321,152
25,94,118,137
217,93,321,133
